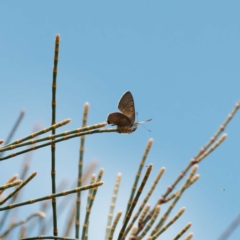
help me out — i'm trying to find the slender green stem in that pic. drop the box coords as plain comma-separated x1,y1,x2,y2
40,202,48,235
1,119,70,150
196,134,227,163
0,128,118,161
19,224,27,238
64,162,97,237
162,133,225,203
0,110,25,158
184,232,194,240
108,211,122,240
81,169,104,240
0,172,37,205
0,182,103,211
139,204,150,225
172,223,192,240
137,205,160,239
164,175,199,203
0,174,18,195
0,211,45,238
76,102,89,238
105,173,121,240
151,207,185,238
0,180,23,190
145,102,239,222
84,175,96,240
64,198,77,237
87,175,96,209
217,213,240,240
1,122,106,152
51,34,60,236
117,164,153,240
62,162,96,236
150,166,198,239
81,173,96,239
0,167,29,231
20,236,78,240
41,180,70,235
124,168,165,238
124,139,153,220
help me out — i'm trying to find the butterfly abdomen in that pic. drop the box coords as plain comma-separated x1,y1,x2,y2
117,126,136,134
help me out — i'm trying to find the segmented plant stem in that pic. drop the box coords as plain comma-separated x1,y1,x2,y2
76,103,89,238
51,34,60,236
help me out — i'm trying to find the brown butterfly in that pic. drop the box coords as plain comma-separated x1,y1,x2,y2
107,91,152,133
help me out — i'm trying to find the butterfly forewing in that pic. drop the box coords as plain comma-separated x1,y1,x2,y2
107,112,132,127
118,91,135,125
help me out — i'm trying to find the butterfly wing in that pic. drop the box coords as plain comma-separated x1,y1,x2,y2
107,112,132,127
118,91,135,125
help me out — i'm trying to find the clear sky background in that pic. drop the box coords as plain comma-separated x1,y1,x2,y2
0,1,240,240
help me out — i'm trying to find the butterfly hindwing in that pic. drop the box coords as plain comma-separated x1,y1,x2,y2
107,112,132,127
118,91,135,125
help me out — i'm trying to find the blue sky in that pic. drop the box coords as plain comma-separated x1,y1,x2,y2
0,1,240,239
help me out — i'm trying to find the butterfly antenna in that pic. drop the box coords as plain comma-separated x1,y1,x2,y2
140,124,151,132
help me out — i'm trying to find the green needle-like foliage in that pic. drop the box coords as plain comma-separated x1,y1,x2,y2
124,167,165,238
105,173,122,240
118,164,153,240
0,127,117,161
0,182,104,211
0,121,107,153
81,169,104,240
137,205,161,239
108,211,122,240
172,223,192,240
0,172,37,205
152,207,186,237
144,105,238,228
0,110,25,158
1,119,71,150
184,232,194,240
76,102,89,239
0,180,23,191
150,166,198,239
124,139,153,219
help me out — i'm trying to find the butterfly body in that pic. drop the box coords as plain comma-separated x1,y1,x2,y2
107,91,151,134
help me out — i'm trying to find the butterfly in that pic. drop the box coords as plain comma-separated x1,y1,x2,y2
107,91,152,133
